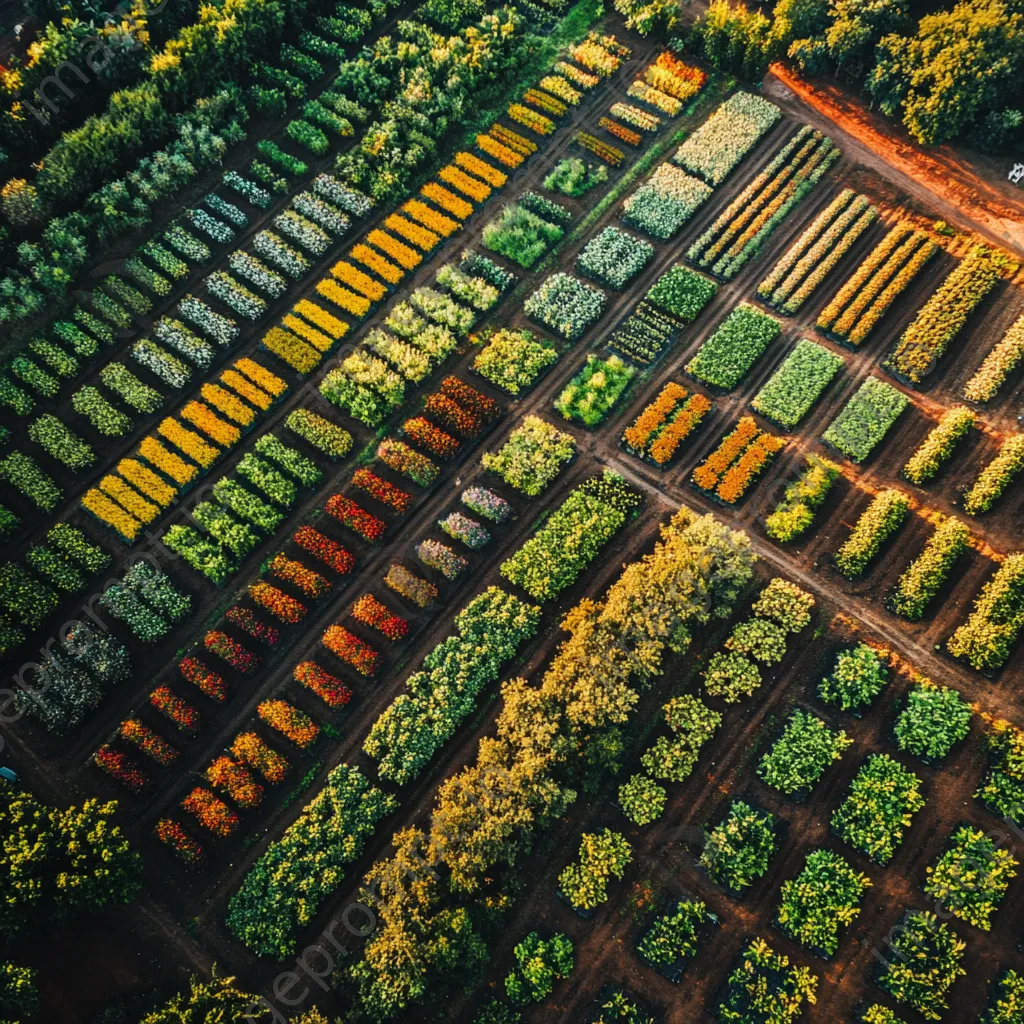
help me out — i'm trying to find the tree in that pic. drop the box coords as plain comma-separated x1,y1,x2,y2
772,0,830,46
614,0,680,36
139,969,270,1023
347,829,488,1022
0,180,40,229
0,962,38,1021
868,0,1023,144
504,932,574,1004
0,785,141,938
691,0,776,81
968,108,1024,152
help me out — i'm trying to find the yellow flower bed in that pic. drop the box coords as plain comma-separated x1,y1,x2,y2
489,123,537,155
200,383,256,426
117,458,176,506
138,436,198,485
83,488,142,541
292,299,348,341
507,104,555,136
420,182,474,219
282,314,334,352
220,369,274,409
438,165,492,202
350,243,405,285
476,134,523,168
366,229,422,270
235,358,287,397
158,418,219,468
454,151,507,187
330,261,388,301
99,475,159,524
402,199,459,237
383,213,440,252
316,278,372,318
262,326,321,374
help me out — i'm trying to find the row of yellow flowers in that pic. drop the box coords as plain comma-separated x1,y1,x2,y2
82,357,289,540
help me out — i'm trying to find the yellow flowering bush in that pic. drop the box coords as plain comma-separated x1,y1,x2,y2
421,181,474,219
330,261,387,301
262,327,321,374
235,358,287,397
402,199,459,236
454,151,507,187
220,369,274,409
99,475,159,524
367,229,422,270
476,134,523,168
181,401,241,447
83,488,142,541
117,458,176,506
200,383,256,426
138,437,198,485
292,300,348,340
350,243,405,284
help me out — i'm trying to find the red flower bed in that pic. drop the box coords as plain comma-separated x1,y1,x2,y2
325,494,386,543
322,624,380,676
402,416,460,459
182,786,238,837
230,731,288,783
293,661,353,708
424,392,484,438
203,630,260,673
257,699,320,748
179,656,228,701
293,526,355,575
440,376,499,422
119,718,178,767
249,580,307,624
351,468,412,514
352,593,408,641
155,818,204,866
94,744,148,793
149,686,199,734
205,756,263,809
268,553,330,598
224,605,281,645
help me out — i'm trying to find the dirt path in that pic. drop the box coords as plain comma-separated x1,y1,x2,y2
764,64,1024,259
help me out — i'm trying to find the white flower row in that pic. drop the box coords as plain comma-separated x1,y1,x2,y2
273,210,330,257
313,174,372,217
204,193,248,228
253,230,311,279
132,338,191,389
154,317,215,368
228,250,288,299
290,191,350,236
188,208,234,244
178,295,240,346
223,170,272,210
205,271,268,321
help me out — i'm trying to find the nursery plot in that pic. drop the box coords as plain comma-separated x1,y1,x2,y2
686,303,781,390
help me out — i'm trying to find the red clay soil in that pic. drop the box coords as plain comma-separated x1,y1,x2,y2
766,63,1024,259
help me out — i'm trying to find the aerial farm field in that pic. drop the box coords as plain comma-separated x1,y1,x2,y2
0,0,1023,1022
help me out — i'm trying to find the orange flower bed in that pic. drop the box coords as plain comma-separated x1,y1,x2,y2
180,401,240,447
157,418,219,467
182,787,238,837
138,436,197,486
366,229,422,270
280,316,333,354
489,123,537,155
220,369,274,408
650,393,713,465
522,88,567,118
99,476,158,524
257,698,319,748
623,382,689,453
316,278,372,319
206,756,263,809
421,181,474,219
249,580,307,624
402,199,460,237
716,433,786,504
350,243,405,284
692,417,760,491
200,383,255,426
234,358,287,397
476,134,524,168
599,117,642,147
575,131,624,167
383,213,440,252
322,624,380,676
230,731,288,783
268,552,331,598
352,593,408,641
293,661,352,708
83,488,143,541
330,261,388,301
648,52,708,100
438,165,492,202
454,151,508,188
